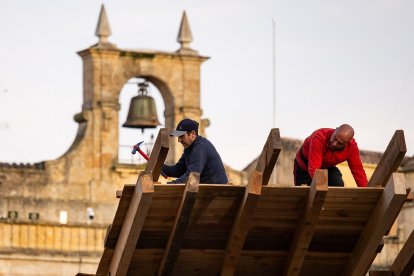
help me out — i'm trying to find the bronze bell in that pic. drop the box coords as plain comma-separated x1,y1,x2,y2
123,81,160,130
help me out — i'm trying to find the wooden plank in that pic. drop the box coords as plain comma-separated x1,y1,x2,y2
103,185,135,248
326,187,383,198
179,185,245,251
283,169,328,276
343,173,407,276
250,187,308,225
158,172,200,276
390,229,414,276
221,171,263,275
237,252,286,276
254,128,282,185
300,253,351,276
97,185,135,275
107,173,154,276
368,130,406,187
245,187,310,253
145,128,169,182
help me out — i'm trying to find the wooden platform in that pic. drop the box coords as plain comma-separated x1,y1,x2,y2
79,128,412,276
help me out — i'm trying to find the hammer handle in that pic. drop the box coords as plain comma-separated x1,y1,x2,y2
137,148,168,179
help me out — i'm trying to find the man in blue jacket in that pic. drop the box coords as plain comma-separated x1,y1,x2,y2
162,118,228,184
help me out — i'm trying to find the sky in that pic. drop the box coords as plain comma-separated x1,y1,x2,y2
0,0,414,171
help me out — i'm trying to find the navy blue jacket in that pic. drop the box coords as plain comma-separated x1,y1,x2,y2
162,136,228,184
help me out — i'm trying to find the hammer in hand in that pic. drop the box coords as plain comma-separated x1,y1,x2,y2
132,141,168,179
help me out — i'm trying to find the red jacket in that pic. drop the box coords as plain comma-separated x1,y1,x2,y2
296,128,368,187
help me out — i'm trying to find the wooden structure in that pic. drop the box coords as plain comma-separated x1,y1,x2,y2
78,129,412,276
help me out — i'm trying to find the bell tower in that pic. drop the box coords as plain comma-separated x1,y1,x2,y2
26,5,212,222
75,5,208,168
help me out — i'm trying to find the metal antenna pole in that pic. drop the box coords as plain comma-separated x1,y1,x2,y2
272,17,278,185
272,17,277,128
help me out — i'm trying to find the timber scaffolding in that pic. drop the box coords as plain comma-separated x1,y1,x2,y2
77,128,414,276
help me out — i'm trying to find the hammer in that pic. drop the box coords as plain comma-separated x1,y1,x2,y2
132,141,168,179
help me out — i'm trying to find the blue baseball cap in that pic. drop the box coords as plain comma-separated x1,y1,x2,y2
170,118,199,136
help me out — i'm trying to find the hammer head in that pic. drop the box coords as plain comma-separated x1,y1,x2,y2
131,141,144,154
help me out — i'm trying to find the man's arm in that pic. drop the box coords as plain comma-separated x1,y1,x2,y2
307,135,325,178
170,144,208,184
347,143,368,187
162,155,187,179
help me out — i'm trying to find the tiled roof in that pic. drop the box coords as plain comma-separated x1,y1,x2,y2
0,162,45,170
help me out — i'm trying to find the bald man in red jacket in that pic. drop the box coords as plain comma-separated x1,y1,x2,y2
294,124,368,187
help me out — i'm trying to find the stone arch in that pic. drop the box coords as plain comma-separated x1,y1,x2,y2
116,74,175,123
117,75,169,163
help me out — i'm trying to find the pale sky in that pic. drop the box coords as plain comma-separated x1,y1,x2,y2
1,0,413,171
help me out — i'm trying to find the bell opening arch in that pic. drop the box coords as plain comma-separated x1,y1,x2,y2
117,76,170,165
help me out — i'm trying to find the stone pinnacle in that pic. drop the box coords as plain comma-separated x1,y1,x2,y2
177,11,197,54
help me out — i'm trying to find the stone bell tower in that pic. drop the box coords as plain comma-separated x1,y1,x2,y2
0,5,210,225
76,6,208,170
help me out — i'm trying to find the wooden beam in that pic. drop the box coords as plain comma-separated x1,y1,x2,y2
254,128,282,185
368,130,406,187
158,172,200,276
145,128,169,182
103,185,135,248
107,173,154,276
343,173,407,276
97,185,135,275
283,169,328,276
221,171,263,275
390,229,414,276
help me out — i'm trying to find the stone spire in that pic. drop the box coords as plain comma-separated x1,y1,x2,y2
94,4,116,48
176,11,197,55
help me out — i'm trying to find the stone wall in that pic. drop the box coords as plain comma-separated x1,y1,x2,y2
0,221,104,275
0,163,136,225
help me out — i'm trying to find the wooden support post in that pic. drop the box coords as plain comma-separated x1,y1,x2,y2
283,169,328,276
103,185,135,248
158,172,200,276
221,171,263,275
107,173,154,276
254,128,282,185
145,128,169,182
343,173,407,276
97,185,135,275
368,130,406,187
390,229,414,276
220,128,282,275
